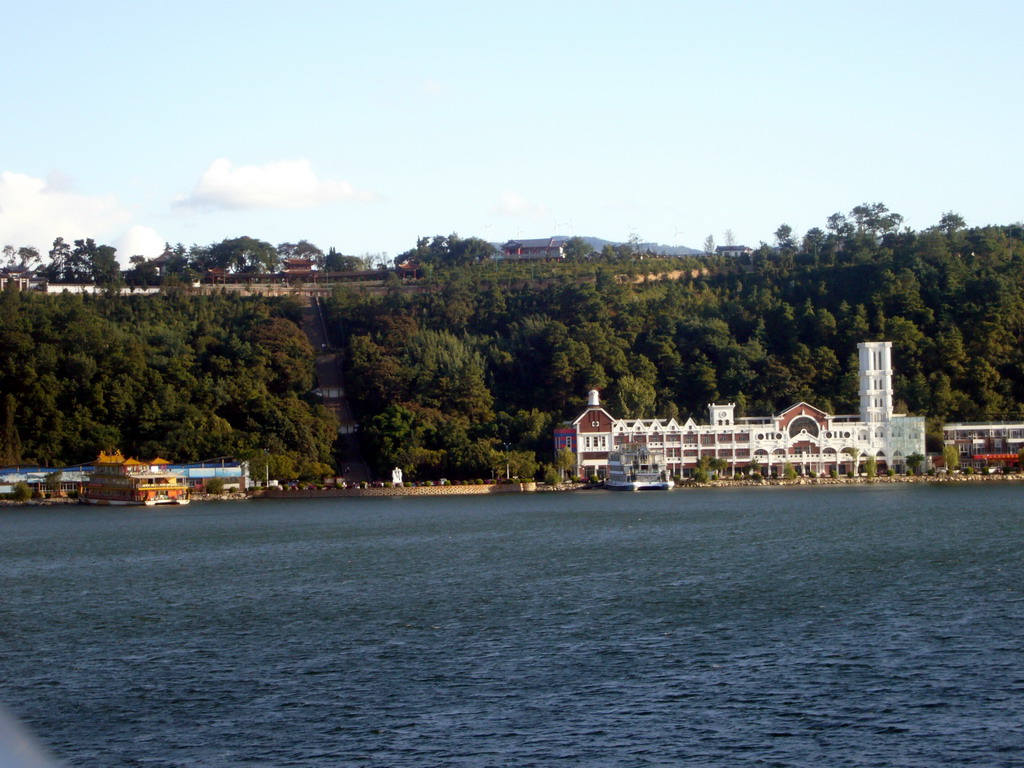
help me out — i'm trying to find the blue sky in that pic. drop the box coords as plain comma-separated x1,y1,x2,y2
3,1,1022,263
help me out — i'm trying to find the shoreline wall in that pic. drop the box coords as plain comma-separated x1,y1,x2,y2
692,473,1024,488
256,482,539,499
4,474,1019,506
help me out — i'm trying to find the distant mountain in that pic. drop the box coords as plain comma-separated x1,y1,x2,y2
493,236,702,257
575,237,703,257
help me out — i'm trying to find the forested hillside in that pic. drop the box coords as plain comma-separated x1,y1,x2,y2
3,207,1023,482
0,290,335,479
327,210,1024,479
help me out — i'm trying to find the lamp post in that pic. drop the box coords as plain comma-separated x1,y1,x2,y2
503,441,511,480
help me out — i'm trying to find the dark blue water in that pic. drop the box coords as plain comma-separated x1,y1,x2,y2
2,484,1023,767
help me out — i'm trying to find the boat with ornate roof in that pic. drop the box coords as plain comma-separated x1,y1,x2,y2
82,451,190,505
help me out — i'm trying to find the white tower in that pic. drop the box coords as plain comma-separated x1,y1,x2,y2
858,341,893,423
708,403,735,426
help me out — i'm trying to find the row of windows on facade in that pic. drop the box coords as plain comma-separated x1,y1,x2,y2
581,448,884,459
945,429,1024,439
583,427,911,448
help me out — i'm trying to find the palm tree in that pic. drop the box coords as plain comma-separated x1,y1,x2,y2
906,452,925,475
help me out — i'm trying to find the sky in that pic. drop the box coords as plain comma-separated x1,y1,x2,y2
3,0,1023,264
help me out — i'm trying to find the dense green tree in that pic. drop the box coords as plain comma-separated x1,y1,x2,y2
906,452,925,475
865,456,877,478
850,202,903,236
554,446,576,478
2,245,41,269
396,233,495,268
562,236,594,261
0,393,22,465
125,255,160,286
936,211,966,236
611,374,657,418
0,292,333,470
42,237,82,283
943,444,960,471
324,248,366,271
774,224,795,251
73,239,121,286
278,240,324,267
208,237,279,273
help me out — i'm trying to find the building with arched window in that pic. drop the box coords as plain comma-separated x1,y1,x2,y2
561,342,925,479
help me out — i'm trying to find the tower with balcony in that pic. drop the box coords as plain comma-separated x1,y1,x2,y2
858,341,893,424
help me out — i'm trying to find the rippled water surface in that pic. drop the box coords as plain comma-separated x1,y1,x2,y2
2,484,1023,766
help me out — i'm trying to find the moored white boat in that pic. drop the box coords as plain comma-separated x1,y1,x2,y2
605,443,674,491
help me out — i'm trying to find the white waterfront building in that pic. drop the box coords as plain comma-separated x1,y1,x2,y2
560,341,925,479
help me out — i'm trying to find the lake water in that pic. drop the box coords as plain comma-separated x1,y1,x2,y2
1,484,1023,767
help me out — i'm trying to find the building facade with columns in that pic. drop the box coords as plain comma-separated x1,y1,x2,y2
562,341,925,479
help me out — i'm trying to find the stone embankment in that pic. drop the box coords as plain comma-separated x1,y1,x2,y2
3,475,1014,507
253,473,1023,498
686,473,1024,489
257,482,539,499
0,497,80,507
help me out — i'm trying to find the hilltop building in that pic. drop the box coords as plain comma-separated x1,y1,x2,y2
557,342,926,479
499,238,567,261
0,266,40,291
280,257,316,276
715,245,753,258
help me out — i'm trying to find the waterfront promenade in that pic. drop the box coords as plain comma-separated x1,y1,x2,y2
252,472,1023,499
3,472,1019,507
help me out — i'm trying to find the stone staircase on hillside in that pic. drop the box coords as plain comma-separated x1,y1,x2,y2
300,297,370,482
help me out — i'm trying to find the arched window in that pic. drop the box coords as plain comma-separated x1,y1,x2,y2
788,416,820,438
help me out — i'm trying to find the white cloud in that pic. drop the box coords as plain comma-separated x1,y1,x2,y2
0,170,130,251
115,226,165,259
491,190,549,219
176,158,374,211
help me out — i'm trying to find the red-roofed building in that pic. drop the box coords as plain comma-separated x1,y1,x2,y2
500,238,566,261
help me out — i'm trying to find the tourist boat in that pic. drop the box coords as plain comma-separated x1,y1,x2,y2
83,451,190,505
605,443,674,491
